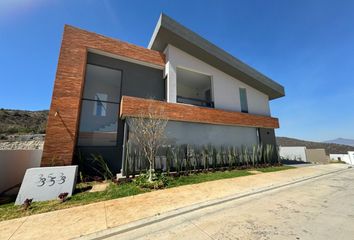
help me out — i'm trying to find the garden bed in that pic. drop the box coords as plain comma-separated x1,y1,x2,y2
0,165,293,221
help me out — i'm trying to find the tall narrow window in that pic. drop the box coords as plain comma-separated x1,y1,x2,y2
239,88,248,113
77,64,122,146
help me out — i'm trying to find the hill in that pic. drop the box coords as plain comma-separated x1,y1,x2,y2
277,137,354,155
323,138,354,147
0,109,48,139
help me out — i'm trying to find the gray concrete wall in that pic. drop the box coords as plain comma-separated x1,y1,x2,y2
164,121,258,147
259,128,276,146
0,150,42,194
87,53,165,100
76,53,165,174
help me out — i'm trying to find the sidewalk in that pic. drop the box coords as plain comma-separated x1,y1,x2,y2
1,164,348,240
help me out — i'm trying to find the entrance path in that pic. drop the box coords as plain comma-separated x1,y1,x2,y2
0,164,348,240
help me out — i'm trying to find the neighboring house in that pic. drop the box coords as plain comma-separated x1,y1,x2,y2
330,152,354,164
41,14,285,173
279,146,328,164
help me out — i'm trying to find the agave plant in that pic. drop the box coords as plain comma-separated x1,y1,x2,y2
231,146,236,168
216,147,222,169
233,147,240,166
131,148,136,177
172,146,180,174
195,148,202,171
189,146,197,172
212,147,218,169
242,146,250,167
165,146,172,174
202,146,208,170
264,144,274,165
219,146,224,167
251,145,257,167
227,147,233,168
257,144,263,165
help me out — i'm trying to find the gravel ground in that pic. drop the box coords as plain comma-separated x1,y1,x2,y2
0,134,44,150
0,140,43,150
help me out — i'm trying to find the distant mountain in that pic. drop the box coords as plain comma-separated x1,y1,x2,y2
277,137,354,155
323,138,354,147
0,109,48,139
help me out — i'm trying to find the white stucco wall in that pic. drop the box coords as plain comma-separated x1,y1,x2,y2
330,152,354,164
164,45,271,116
279,146,307,162
330,154,351,164
165,121,258,147
349,151,354,165
0,150,42,194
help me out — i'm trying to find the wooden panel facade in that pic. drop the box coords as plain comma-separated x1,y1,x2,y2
120,96,280,129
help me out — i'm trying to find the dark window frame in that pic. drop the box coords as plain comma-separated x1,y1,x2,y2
76,63,124,147
239,88,249,113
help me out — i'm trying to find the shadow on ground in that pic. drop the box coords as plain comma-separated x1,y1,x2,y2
281,159,311,165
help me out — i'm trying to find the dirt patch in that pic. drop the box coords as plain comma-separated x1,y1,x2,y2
89,183,109,193
248,170,263,174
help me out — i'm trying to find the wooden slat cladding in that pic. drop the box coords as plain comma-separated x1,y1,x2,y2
41,26,166,167
120,96,280,129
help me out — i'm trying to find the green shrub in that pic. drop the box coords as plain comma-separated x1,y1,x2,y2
134,172,171,189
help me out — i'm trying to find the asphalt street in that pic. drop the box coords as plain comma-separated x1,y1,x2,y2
102,168,354,240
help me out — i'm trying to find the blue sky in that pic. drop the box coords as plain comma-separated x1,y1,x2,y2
1,0,353,141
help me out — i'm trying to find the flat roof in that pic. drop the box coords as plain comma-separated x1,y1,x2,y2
148,14,285,100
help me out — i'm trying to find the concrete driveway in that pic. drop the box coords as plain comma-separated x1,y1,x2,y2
96,167,354,240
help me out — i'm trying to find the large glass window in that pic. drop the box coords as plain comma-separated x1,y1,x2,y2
239,88,248,113
77,64,122,146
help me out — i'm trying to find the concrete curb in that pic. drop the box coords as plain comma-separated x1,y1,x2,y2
77,166,351,240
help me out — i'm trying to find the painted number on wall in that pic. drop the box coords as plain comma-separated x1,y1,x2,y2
36,173,66,187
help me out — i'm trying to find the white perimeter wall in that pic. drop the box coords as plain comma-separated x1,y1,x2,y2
164,44,271,116
330,152,354,164
165,121,258,147
279,146,307,162
0,150,42,194
349,151,354,164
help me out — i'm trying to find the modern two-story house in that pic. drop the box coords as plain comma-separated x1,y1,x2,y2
41,14,285,173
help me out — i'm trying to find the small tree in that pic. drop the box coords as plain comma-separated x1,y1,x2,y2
127,105,168,182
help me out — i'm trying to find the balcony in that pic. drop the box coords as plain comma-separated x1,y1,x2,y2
176,68,213,108
177,95,214,108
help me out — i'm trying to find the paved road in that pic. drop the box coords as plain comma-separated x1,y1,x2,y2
102,168,354,240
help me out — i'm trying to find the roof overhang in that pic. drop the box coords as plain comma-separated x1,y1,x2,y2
148,14,285,100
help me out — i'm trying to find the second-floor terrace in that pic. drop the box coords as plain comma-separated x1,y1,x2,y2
176,67,214,108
